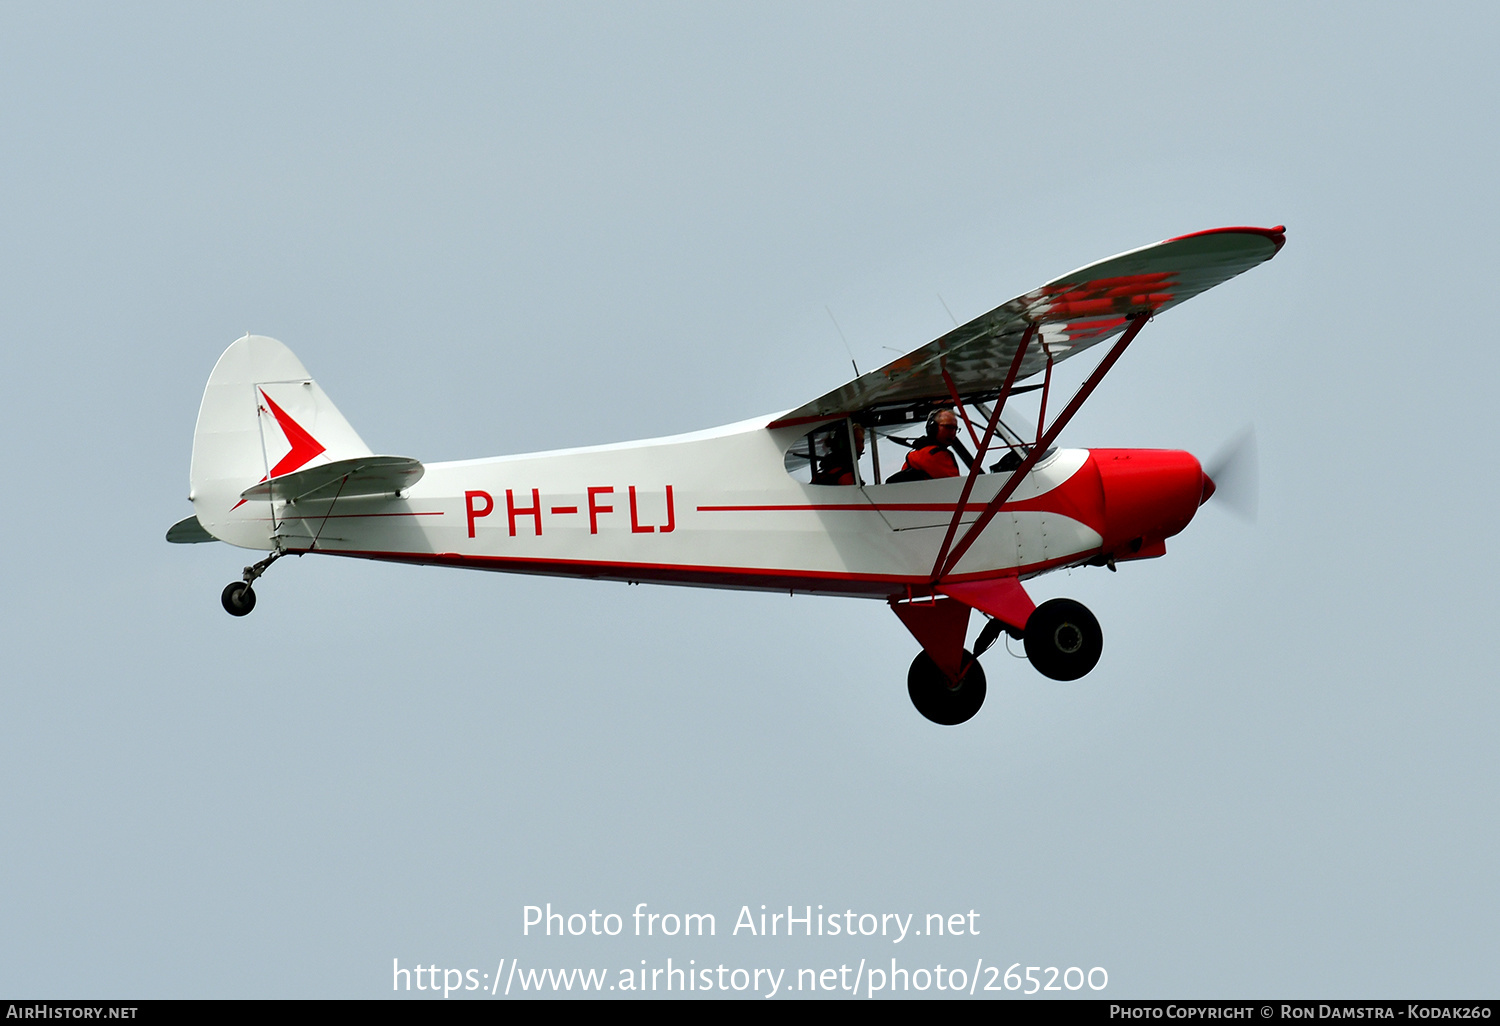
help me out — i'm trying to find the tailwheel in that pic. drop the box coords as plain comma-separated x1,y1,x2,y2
221,582,256,616
219,550,283,617
1024,598,1102,681
907,650,987,725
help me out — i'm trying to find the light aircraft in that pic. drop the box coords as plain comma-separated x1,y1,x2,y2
169,225,1284,724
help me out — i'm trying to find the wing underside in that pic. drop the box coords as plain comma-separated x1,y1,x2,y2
772,226,1285,428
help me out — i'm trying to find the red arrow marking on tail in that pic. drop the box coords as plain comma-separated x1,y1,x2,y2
260,389,326,477
230,388,327,509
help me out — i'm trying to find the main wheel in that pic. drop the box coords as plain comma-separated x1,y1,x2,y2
1024,598,1101,680
221,582,256,617
907,650,987,725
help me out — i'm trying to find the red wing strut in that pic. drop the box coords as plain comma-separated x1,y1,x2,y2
928,324,1035,580
936,312,1151,580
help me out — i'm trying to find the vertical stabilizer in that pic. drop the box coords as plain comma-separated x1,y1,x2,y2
190,335,373,549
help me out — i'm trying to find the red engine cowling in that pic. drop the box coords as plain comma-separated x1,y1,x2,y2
1089,449,1213,562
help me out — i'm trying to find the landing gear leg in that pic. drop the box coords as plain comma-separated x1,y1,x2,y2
907,650,987,725
971,615,1021,657
1023,598,1103,680
220,551,284,617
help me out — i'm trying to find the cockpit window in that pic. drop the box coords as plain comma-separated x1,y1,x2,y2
783,406,1047,485
783,421,866,485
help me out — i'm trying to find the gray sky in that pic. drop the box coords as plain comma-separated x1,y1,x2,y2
2,2,1496,999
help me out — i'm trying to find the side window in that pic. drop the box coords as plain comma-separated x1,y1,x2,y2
783,421,867,485
782,406,1039,485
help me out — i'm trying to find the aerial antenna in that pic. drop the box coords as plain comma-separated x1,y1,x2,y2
937,293,960,327
825,305,860,377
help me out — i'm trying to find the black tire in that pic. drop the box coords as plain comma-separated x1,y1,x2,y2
907,650,987,725
221,582,256,617
1024,598,1101,681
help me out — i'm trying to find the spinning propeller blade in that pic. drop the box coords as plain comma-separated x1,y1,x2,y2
1203,426,1258,522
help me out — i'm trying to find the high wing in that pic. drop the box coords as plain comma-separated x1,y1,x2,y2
770,226,1285,428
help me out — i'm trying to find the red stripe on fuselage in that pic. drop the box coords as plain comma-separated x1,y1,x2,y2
279,511,444,519
695,458,1107,532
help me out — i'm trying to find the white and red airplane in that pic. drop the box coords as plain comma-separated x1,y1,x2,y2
169,225,1284,724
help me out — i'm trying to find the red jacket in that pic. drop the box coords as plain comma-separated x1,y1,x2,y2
901,445,959,479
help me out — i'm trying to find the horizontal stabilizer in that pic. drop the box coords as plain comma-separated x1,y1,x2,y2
165,515,217,544
238,456,424,504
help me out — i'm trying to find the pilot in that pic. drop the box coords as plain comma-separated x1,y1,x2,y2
811,422,866,485
895,409,961,480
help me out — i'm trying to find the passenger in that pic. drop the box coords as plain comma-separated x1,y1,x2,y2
812,423,866,485
892,409,961,481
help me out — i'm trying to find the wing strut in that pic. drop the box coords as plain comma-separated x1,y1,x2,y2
1034,350,1055,447
940,366,983,450
936,311,1151,581
308,473,351,551
928,323,1036,581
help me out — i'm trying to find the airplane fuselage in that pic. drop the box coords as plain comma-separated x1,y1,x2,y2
205,414,1208,599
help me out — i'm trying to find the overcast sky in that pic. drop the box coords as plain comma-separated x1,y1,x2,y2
2,2,1497,999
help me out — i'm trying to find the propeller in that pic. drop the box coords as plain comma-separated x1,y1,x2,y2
1203,426,1258,522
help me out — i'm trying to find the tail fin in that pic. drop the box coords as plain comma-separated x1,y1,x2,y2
190,335,373,549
